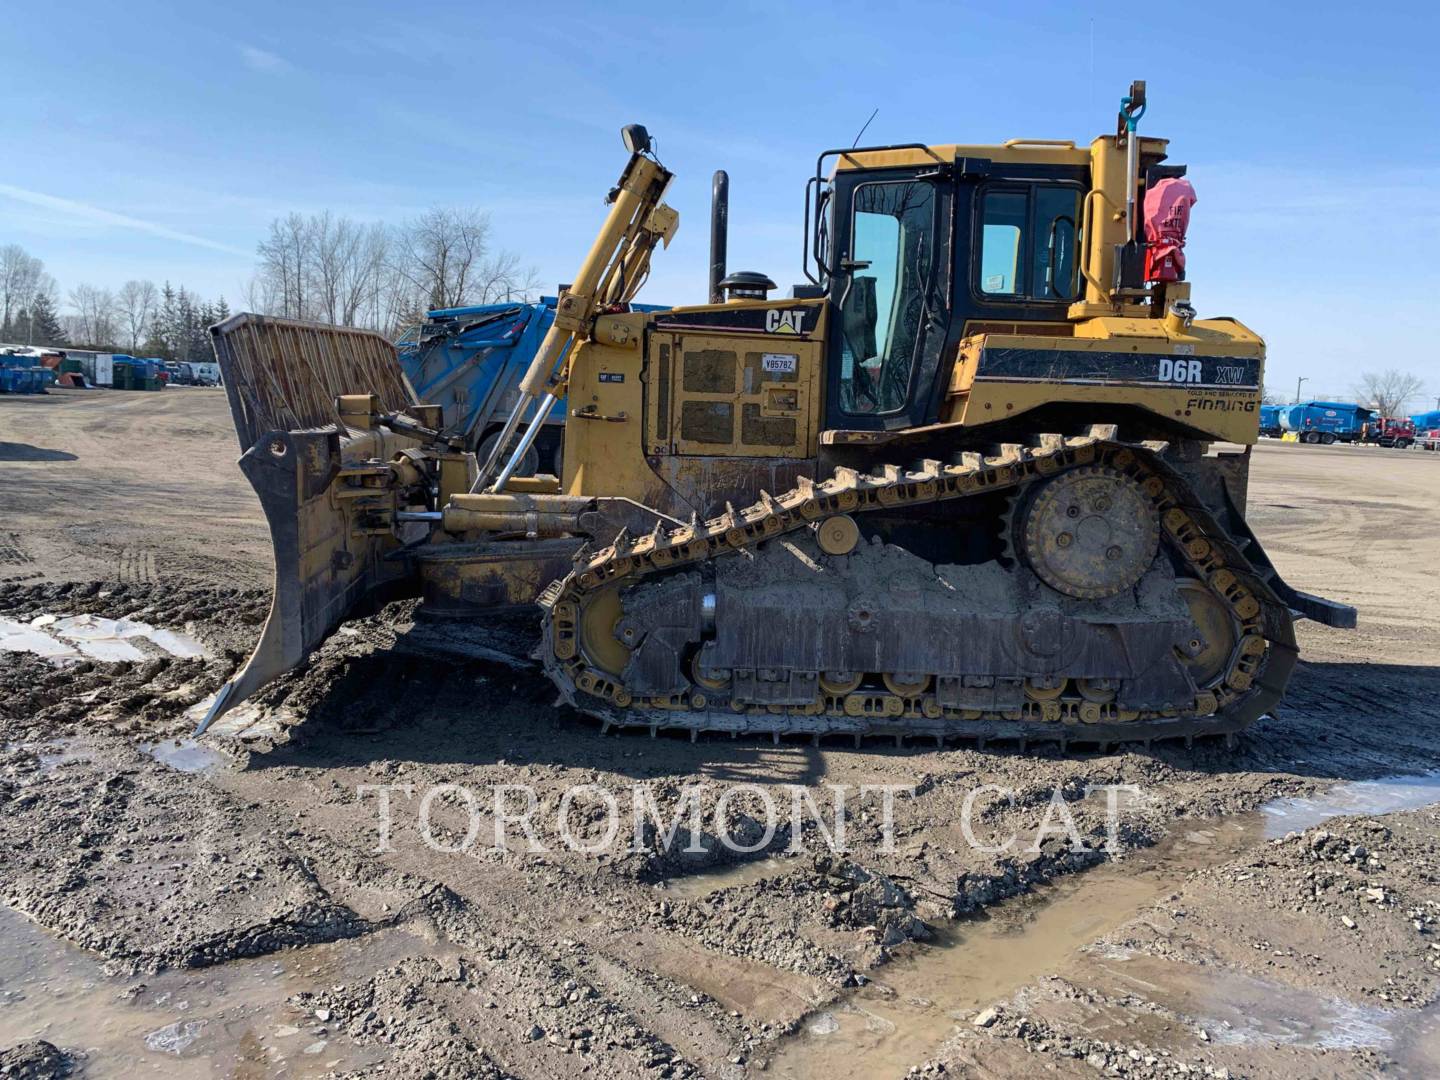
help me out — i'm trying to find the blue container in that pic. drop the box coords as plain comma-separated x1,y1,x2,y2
0,356,49,393
397,296,667,467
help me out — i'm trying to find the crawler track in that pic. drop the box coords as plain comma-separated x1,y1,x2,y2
540,428,1297,748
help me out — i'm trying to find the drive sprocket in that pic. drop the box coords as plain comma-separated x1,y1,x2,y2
1016,465,1159,599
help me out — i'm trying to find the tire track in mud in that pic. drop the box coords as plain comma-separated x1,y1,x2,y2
114,546,157,584
0,533,39,584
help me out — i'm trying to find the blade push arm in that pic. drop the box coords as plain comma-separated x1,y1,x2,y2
476,132,677,492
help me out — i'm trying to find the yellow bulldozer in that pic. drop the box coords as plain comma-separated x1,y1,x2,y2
200,82,1353,748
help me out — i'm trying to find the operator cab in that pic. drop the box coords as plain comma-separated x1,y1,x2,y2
806,144,1091,431
800,84,1180,435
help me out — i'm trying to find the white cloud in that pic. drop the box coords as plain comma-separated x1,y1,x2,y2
0,184,251,256
239,45,289,72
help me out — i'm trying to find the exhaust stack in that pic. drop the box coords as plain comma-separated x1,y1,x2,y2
709,170,729,304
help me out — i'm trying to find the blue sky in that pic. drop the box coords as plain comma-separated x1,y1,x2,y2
7,0,1437,404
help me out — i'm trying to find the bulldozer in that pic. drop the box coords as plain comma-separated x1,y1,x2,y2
200,82,1354,748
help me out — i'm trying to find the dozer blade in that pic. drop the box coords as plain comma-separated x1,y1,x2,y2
198,314,420,734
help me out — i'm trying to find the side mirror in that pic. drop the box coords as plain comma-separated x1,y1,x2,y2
621,124,651,155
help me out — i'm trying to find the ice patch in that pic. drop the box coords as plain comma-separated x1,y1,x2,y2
50,615,149,661
1262,771,1440,837
0,613,208,664
144,627,207,659
807,1012,840,1036
144,1019,206,1054
184,693,289,741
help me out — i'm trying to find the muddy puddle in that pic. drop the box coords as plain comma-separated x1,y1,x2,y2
142,737,230,774
0,905,409,1076
767,772,1440,1078
6,762,1440,1076
661,856,797,900
767,817,1261,1077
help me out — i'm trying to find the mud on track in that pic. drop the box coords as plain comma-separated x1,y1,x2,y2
2,390,1439,1077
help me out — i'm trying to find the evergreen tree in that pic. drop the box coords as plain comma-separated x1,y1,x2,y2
22,293,67,346
145,282,180,359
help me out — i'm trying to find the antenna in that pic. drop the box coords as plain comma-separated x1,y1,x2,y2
851,108,879,148
1089,18,1095,116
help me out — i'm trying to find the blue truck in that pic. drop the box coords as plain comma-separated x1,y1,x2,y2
396,296,665,476
1258,403,1282,438
1278,401,1371,444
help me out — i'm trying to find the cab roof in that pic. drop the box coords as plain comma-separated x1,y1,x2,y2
832,136,1168,172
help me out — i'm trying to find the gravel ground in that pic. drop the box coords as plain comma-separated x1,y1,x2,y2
1,388,1438,1078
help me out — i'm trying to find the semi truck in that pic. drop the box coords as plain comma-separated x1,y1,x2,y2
1357,416,1415,448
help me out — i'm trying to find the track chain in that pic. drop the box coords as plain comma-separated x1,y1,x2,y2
539,428,1297,748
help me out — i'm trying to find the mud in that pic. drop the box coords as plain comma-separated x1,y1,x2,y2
2,390,1439,1077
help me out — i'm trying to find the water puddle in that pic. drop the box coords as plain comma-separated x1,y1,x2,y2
0,613,207,664
32,736,92,772
141,738,229,775
662,857,796,900
1261,771,1440,837
0,905,405,1076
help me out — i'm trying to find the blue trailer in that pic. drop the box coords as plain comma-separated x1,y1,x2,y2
1410,409,1440,433
1279,401,1372,444
1258,403,1282,438
396,296,665,475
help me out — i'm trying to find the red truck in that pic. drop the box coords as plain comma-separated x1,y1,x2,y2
1359,416,1416,448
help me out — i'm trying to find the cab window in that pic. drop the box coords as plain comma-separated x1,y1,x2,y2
978,184,1083,301
838,180,935,414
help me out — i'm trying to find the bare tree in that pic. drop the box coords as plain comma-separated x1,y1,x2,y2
394,207,493,311
116,279,158,352
469,247,542,305
0,245,46,331
309,215,392,326
367,257,423,337
249,206,538,336
243,271,281,315
67,284,121,347
1355,369,1425,417
256,213,314,319
309,211,356,324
